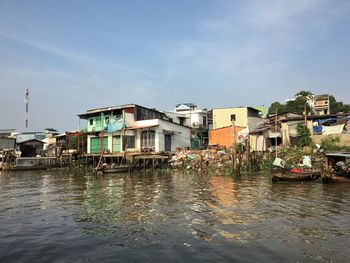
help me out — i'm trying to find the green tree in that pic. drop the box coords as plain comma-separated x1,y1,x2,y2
295,90,314,100
329,95,350,114
268,101,285,115
296,123,312,147
268,90,314,116
285,96,313,115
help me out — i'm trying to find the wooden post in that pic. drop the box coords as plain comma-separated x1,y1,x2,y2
200,154,203,173
246,134,249,170
231,120,236,173
275,109,278,159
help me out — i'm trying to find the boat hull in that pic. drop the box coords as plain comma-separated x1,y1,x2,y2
321,170,350,183
8,165,60,171
271,170,320,182
102,166,130,174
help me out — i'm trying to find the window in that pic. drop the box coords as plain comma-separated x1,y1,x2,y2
141,130,155,152
122,135,135,150
89,119,93,125
203,116,207,126
179,117,186,126
230,114,236,122
105,117,109,124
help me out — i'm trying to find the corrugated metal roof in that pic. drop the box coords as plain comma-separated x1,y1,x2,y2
325,152,350,158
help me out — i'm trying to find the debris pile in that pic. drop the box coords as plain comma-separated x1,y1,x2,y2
169,149,233,171
275,147,324,169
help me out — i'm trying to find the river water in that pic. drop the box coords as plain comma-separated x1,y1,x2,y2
0,170,349,262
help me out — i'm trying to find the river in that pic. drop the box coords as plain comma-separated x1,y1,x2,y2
0,170,349,262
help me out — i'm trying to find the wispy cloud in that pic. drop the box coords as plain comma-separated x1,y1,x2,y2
0,28,157,79
157,0,350,104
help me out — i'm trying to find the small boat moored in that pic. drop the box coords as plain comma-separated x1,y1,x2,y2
322,152,350,183
101,165,130,174
272,168,321,182
7,157,60,171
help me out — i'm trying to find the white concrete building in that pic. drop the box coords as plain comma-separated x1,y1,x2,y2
164,103,211,129
78,104,191,154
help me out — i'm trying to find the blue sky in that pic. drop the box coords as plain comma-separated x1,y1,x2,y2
0,0,349,132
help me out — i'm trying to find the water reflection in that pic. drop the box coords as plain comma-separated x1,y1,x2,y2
0,170,349,262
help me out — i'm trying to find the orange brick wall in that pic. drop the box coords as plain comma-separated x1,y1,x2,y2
209,126,245,147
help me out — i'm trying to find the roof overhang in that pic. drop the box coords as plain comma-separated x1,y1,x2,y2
126,124,158,130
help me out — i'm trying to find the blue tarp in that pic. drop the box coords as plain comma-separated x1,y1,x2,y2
107,117,125,132
316,118,337,125
313,126,323,134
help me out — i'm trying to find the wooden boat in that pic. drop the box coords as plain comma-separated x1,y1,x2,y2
4,157,60,171
321,170,350,183
271,169,321,182
102,165,130,174
321,152,350,183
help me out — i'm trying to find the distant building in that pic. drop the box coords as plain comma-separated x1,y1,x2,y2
0,129,16,150
208,107,264,148
211,107,262,131
164,103,211,129
314,95,330,115
164,103,212,149
17,139,44,157
78,103,191,154
15,132,45,144
0,129,16,138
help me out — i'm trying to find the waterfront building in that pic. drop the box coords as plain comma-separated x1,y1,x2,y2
78,104,191,154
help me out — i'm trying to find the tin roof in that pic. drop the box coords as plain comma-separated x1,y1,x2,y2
325,152,350,158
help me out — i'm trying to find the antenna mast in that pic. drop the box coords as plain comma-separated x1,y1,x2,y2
25,89,29,132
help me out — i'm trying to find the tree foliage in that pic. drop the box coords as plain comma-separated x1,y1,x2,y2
329,95,350,114
268,101,285,115
296,123,312,147
268,90,313,115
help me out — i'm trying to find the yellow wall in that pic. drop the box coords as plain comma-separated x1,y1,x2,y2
212,108,248,129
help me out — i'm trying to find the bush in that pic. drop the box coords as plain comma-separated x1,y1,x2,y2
320,135,341,152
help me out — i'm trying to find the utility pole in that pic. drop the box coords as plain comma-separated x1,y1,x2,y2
24,89,30,132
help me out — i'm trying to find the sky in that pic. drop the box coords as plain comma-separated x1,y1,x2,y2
0,0,349,132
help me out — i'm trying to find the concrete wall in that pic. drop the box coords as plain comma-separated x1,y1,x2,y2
248,117,264,132
212,108,248,129
209,126,245,147
124,112,135,127
157,120,191,151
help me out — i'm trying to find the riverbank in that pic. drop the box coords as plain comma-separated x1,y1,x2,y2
169,146,325,175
